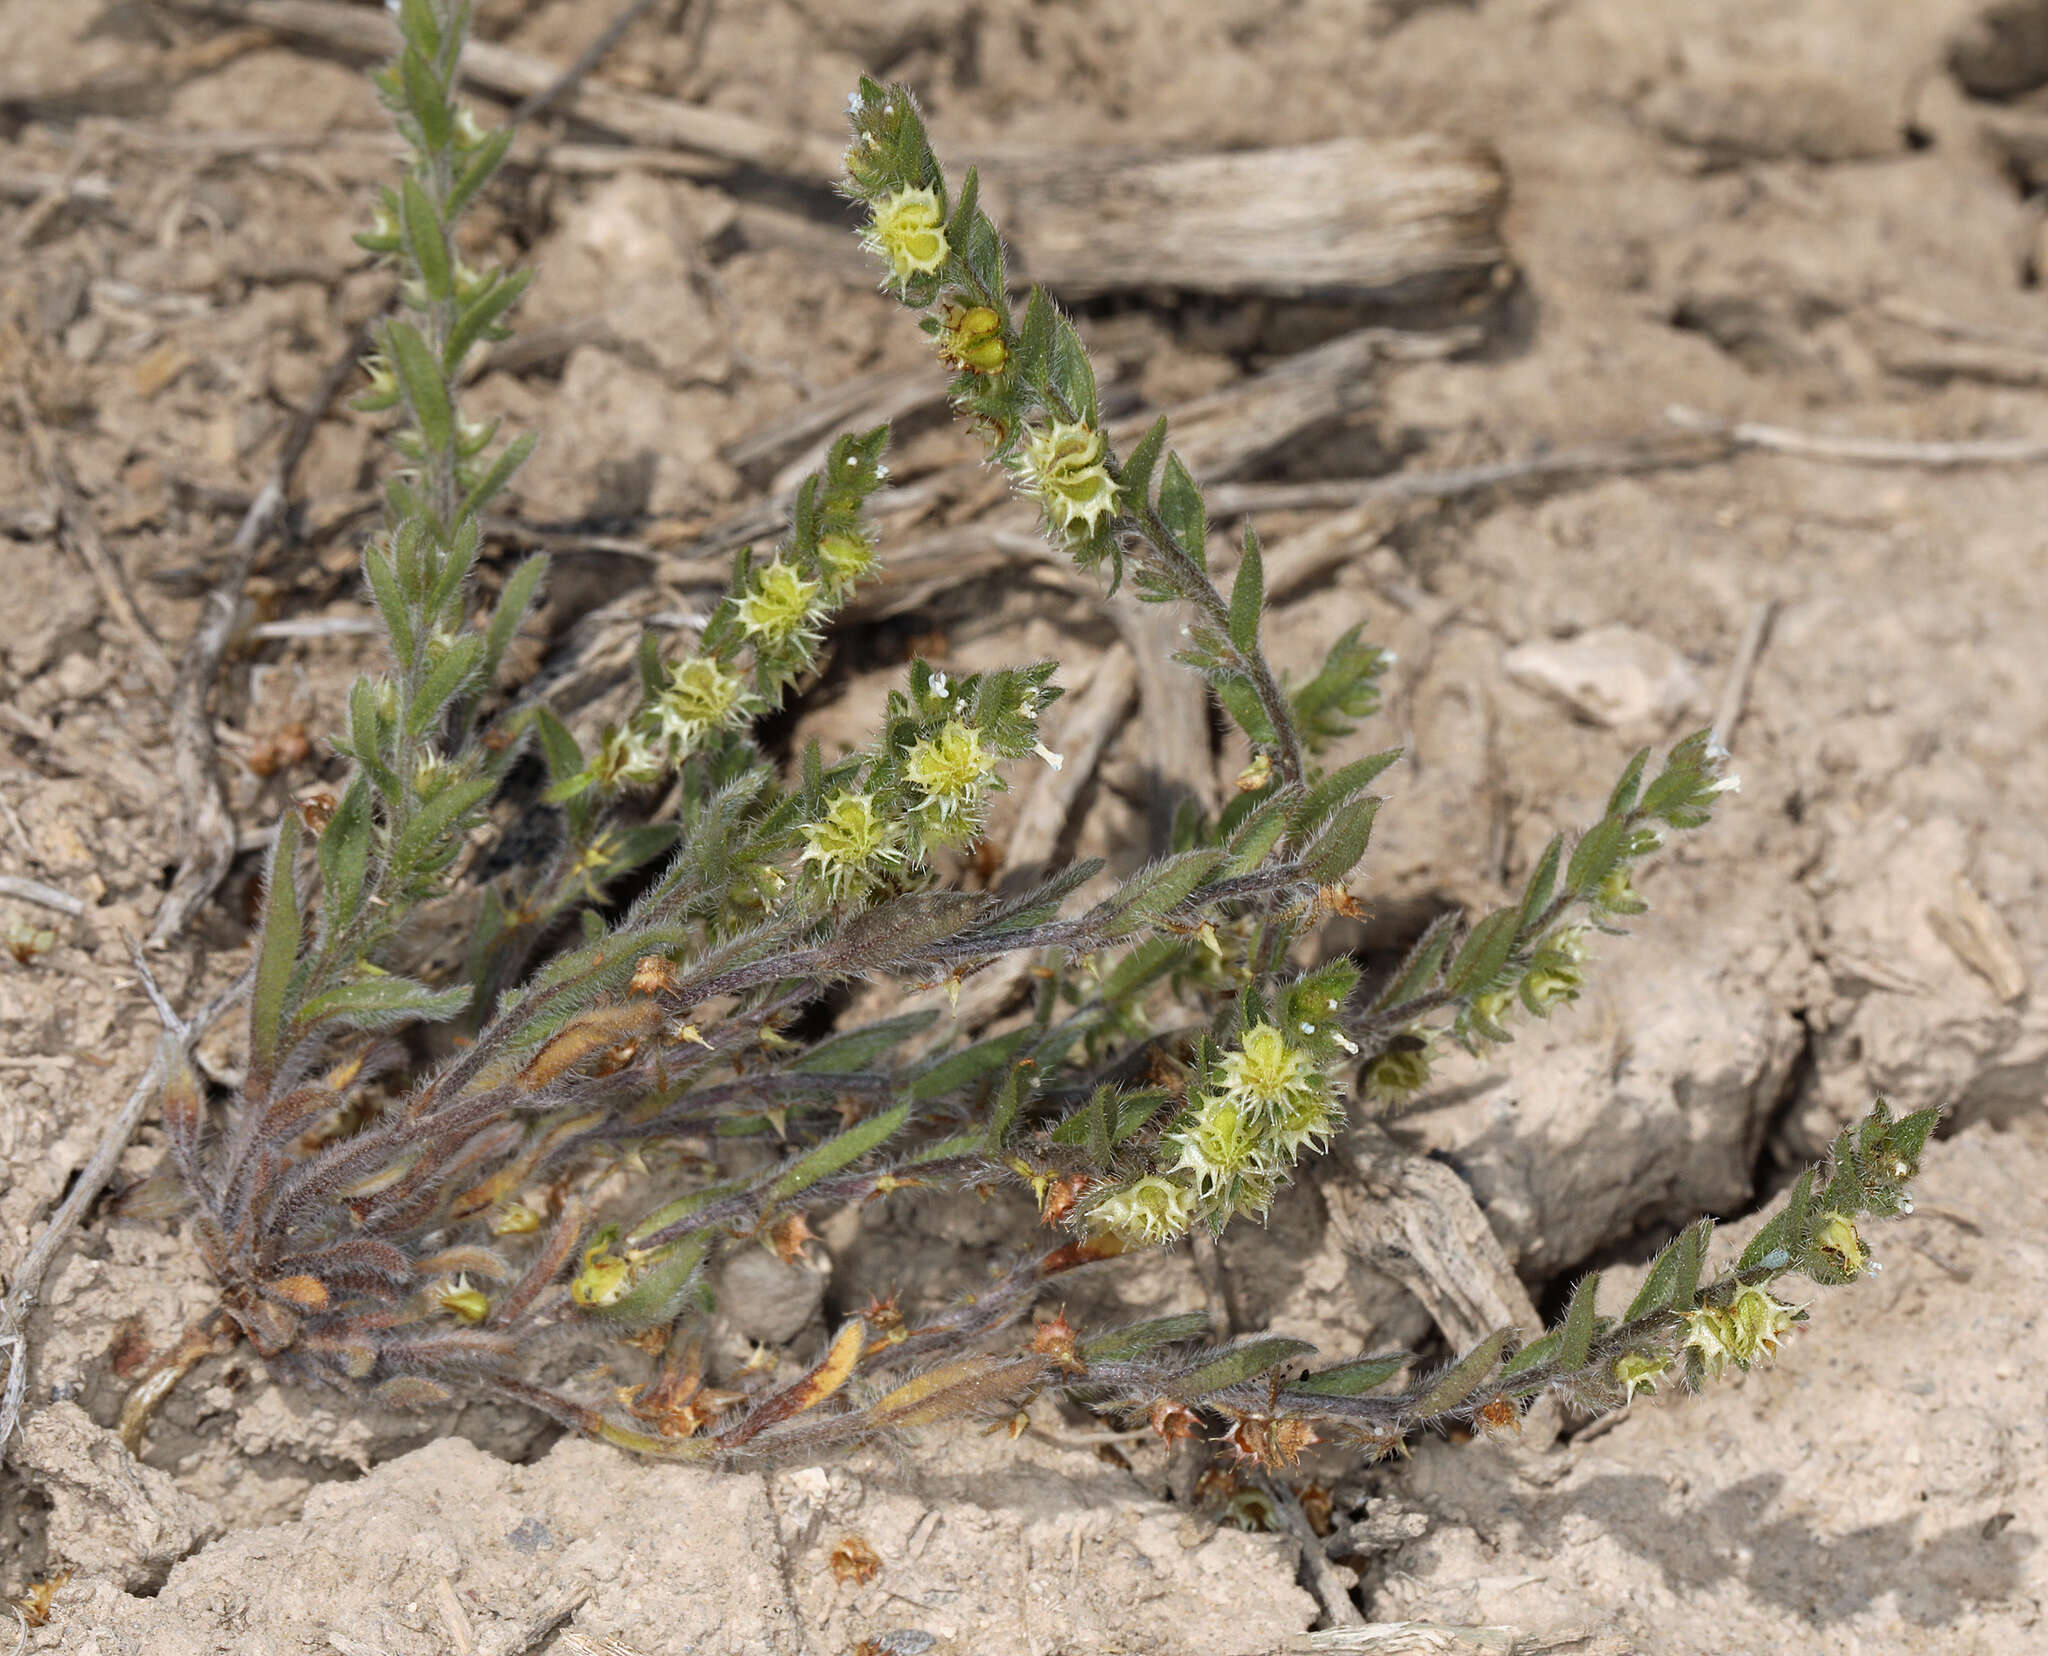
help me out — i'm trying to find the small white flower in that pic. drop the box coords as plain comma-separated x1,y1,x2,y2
929,672,950,700
1708,773,1742,796
1034,742,1064,771
1704,736,1732,764
1332,1030,1360,1056
1299,1022,1316,1036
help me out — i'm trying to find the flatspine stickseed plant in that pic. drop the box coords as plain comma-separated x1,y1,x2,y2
144,0,1936,1471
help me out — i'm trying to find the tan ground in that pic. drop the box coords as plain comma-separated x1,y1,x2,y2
2,0,2045,1651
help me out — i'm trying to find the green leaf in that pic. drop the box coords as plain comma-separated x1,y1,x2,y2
1211,673,1275,745
250,812,303,1072
1292,750,1402,842
383,320,453,456
1606,747,1651,817
1083,1083,1114,1167
400,46,450,152
445,267,533,377
1667,1218,1712,1311
1625,1218,1713,1320
1049,313,1099,426
1500,1328,1561,1378
407,636,484,736
1735,1210,1793,1275
1445,908,1520,995
1413,1328,1511,1418
1372,911,1458,1011
907,1027,1033,1102
1168,1336,1316,1400
790,1011,941,1074
316,778,371,934
1079,1313,1211,1363
767,1101,909,1201
1297,793,1381,884
1119,416,1168,508
985,1062,1033,1148
348,679,398,798
1014,287,1056,391
482,552,547,686
1888,1103,1940,1170
1100,935,1191,1003
294,974,470,1032
1565,814,1632,897
530,704,584,788
401,175,451,300
397,0,441,58
1222,792,1292,877
362,547,414,666
446,126,514,220
1288,1352,1408,1398
1157,453,1207,568
1228,526,1264,655
1289,626,1388,750
1097,849,1226,928
1554,1271,1602,1370
1518,835,1564,929
392,774,496,872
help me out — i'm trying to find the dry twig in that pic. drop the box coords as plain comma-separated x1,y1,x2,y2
11,385,177,697
1710,598,1777,754
510,0,670,128
188,0,845,177
0,876,86,919
1666,404,2048,467
0,952,247,1451
1256,1473,1365,1629
150,316,375,945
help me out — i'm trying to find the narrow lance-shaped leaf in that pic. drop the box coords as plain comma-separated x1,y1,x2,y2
1413,1327,1512,1418
250,811,304,1074
1079,1314,1212,1363
400,175,451,301
1445,908,1520,996
1157,453,1207,568
316,778,371,935
383,319,453,457
1229,526,1265,655
767,1102,909,1201
1168,1336,1317,1401
294,975,472,1033
1288,1352,1409,1398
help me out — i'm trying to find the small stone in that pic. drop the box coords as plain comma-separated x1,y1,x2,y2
1503,625,1703,730
15,1403,222,1591
719,1245,830,1346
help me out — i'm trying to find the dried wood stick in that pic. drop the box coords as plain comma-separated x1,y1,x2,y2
723,369,931,475
1323,1126,1559,1450
151,315,374,945
1710,597,1776,754
12,386,177,698
0,875,86,919
1204,432,1734,521
1256,1474,1366,1629
509,0,668,128
949,651,1138,1029
198,0,845,178
1325,1129,1541,1353
0,958,248,1450
204,2,1511,299
1666,404,2048,466
972,135,1509,304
